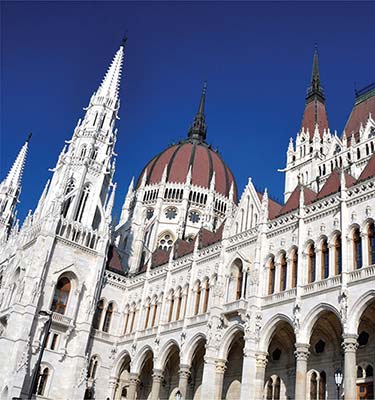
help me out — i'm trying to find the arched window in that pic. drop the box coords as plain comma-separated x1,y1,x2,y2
129,305,136,333
308,244,316,283
158,232,174,251
51,278,71,315
202,280,210,313
353,228,362,269
175,290,182,320
280,253,287,291
79,145,87,160
61,180,75,217
357,366,364,378
168,291,175,322
334,234,342,275
151,299,158,327
310,372,318,399
274,376,280,400
236,266,243,300
266,378,273,400
93,300,104,330
194,283,201,316
268,257,276,295
319,371,326,400
291,249,298,288
368,222,375,265
33,367,49,396
321,239,329,279
74,184,91,222
91,147,98,160
123,307,129,334
102,302,113,333
88,356,99,379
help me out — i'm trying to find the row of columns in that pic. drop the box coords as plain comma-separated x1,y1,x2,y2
120,334,359,400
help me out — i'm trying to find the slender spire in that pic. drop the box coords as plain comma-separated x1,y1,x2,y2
3,134,30,189
96,38,126,102
306,45,325,102
187,81,207,142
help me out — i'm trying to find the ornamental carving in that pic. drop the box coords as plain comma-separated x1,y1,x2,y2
293,302,301,334
339,288,348,328
207,316,225,350
76,353,89,388
248,269,259,286
342,337,358,353
16,336,31,373
294,345,310,361
254,312,262,340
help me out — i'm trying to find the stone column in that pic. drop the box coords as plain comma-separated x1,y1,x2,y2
255,352,268,400
215,359,227,400
126,373,140,400
200,355,218,399
108,376,119,399
240,347,257,400
178,364,191,399
150,369,164,400
342,334,358,400
294,343,310,400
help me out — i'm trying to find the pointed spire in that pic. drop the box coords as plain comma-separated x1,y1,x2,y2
187,81,208,142
3,134,30,189
306,45,325,102
96,38,126,102
34,179,50,217
106,183,117,219
210,172,216,191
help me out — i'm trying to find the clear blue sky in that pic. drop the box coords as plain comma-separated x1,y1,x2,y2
1,1,374,222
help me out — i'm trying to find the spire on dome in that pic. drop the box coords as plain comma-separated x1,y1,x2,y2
96,38,126,102
301,46,329,138
4,133,30,189
188,81,207,142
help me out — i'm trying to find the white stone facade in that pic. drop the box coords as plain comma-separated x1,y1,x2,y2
0,41,374,400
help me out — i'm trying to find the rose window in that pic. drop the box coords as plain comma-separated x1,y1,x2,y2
165,207,178,220
189,210,201,224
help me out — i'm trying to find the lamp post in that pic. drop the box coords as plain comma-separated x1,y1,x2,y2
27,310,52,398
334,368,343,400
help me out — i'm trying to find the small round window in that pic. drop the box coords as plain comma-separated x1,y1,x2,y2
146,208,154,220
165,207,177,220
189,210,201,224
159,233,174,251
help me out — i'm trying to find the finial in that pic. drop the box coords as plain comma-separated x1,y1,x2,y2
26,132,32,143
120,35,128,48
187,81,208,142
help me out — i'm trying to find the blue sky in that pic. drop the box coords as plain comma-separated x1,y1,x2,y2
1,1,374,221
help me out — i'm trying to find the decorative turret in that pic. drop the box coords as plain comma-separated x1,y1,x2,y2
0,134,31,240
187,81,207,142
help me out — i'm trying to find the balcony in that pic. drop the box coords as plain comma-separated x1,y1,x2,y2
263,288,297,306
222,298,248,317
162,319,184,332
349,264,375,283
302,275,341,295
187,313,209,326
51,312,72,328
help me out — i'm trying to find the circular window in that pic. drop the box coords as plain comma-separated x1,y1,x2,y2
165,207,177,220
358,331,369,346
189,211,201,224
158,233,174,251
315,339,325,354
146,208,154,220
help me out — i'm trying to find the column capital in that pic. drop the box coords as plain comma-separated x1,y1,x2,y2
342,334,358,353
179,364,191,378
255,351,268,368
129,372,140,385
215,359,227,374
152,368,164,382
294,343,310,361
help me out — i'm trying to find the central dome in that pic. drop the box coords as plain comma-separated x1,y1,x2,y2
137,82,237,201
138,140,237,200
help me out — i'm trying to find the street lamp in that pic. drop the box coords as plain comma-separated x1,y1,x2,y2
175,389,182,400
334,368,343,400
27,310,52,398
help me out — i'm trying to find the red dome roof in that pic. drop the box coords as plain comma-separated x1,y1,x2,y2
137,140,238,202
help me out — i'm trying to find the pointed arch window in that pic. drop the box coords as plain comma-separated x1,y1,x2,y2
310,372,318,399
321,239,329,279
236,265,243,300
33,367,49,396
102,302,113,333
88,356,99,379
151,298,158,327
144,300,151,329
93,299,104,330
202,280,210,313
291,249,298,288
319,371,326,400
194,282,201,316
168,290,175,322
368,222,375,265
280,254,287,291
308,244,316,283
274,377,280,400
75,184,91,222
123,307,130,334
129,305,136,333
61,180,75,218
353,228,362,269
176,290,182,320
51,277,71,315
266,378,273,400
268,257,276,295
334,234,342,275
79,145,87,160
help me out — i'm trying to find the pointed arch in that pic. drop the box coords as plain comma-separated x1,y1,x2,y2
155,339,180,370
181,332,207,365
348,290,375,332
259,313,294,351
218,323,244,360
132,345,154,374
